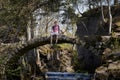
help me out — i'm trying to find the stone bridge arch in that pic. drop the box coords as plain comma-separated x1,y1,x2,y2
6,35,76,66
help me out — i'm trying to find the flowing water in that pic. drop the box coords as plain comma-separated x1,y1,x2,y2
45,72,93,80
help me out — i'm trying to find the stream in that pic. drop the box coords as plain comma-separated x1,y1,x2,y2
45,72,94,80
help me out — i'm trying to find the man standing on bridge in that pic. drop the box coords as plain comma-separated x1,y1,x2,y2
50,21,60,46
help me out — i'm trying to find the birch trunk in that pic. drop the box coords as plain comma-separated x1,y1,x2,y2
20,17,33,80
100,0,106,23
107,0,112,34
27,19,32,41
36,49,41,67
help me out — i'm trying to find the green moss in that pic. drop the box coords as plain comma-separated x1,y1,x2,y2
59,43,72,49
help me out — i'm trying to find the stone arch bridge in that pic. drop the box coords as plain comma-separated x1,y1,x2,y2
4,35,77,67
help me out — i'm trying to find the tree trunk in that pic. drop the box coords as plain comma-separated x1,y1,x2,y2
36,49,41,67
114,0,119,5
107,0,112,34
100,0,106,23
20,16,34,80
34,21,39,38
27,19,32,41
